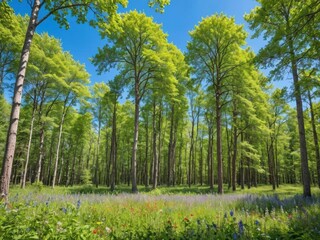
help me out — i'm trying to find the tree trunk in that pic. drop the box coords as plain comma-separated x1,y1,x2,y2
152,100,158,189
188,111,195,188
167,104,175,186
308,90,320,188
95,118,101,188
267,139,276,190
287,27,311,197
35,122,45,182
131,87,140,193
144,114,149,187
0,0,40,197
216,89,223,194
52,112,66,188
207,124,214,189
231,103,238,191
199,130,204,186
110,102,117,191
70,143,78,186
21,95,37,188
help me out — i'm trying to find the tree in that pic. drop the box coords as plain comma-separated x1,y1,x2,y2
245,0,320,197
187,14,247,194
51,54,90,188
1,0,169,198
89,82,109,188
21,33,68,188
92,11,176,193
0,3,24,94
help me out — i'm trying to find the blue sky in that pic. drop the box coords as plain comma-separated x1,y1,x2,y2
10,0,267,86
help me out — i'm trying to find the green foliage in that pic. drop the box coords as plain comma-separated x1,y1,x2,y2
80,169,92,185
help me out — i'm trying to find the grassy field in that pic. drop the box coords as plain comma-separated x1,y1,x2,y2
1,184,320,239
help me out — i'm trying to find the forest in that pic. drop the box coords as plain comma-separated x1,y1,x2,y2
0,0,320,200
1,0,320,239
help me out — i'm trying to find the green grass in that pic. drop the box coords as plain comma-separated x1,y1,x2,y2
1,184,320,239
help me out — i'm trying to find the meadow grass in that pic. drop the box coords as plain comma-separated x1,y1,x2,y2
1,184,320,239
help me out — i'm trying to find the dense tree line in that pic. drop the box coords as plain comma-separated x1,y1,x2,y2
0,0,319,197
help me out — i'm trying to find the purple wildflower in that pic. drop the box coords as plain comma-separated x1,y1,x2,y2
61,207,67,214
233,233,238,240
238,220,244,234
230,210,234,217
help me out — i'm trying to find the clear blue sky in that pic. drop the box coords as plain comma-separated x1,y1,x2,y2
10,0,267,86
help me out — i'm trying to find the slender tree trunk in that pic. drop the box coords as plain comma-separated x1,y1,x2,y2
287,31,311,197
226,122,231,190
216,88,223,194
87,137,93,169
188,113,195,188
247,157,251,189
308,90,320,188
95,118,101,188
21,96,37,188
240,133,244,189
267,139,276,190
193,106,200,185
172,129,177,186
52,112,66,188
199,130,204,186
131,87,140,193
231,103,238,191
110,102,117,191
144,114,149,187
152,100,158,189
157,104,162,185
105,131,109,185
35,122,45,182
0,0,40,197
46,133,56,185
70,144,78,186
207,124,214,189
167,104,175,186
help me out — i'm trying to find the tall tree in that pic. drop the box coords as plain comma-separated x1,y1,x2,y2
92,11,176,193
187,14,247,194
245,0,320,197
51,54,90,188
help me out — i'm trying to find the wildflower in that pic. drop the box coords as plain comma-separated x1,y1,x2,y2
238,220,244,234
255,220,260,226
77,199,81,209
233,233,238,240
280,205,284,214
92,229,98,234
61,207,67,214
212,223,217,230
105,227,112,234
184,217,189,222
230,210,234,217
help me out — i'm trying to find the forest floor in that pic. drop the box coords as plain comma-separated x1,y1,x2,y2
1,184,320,239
